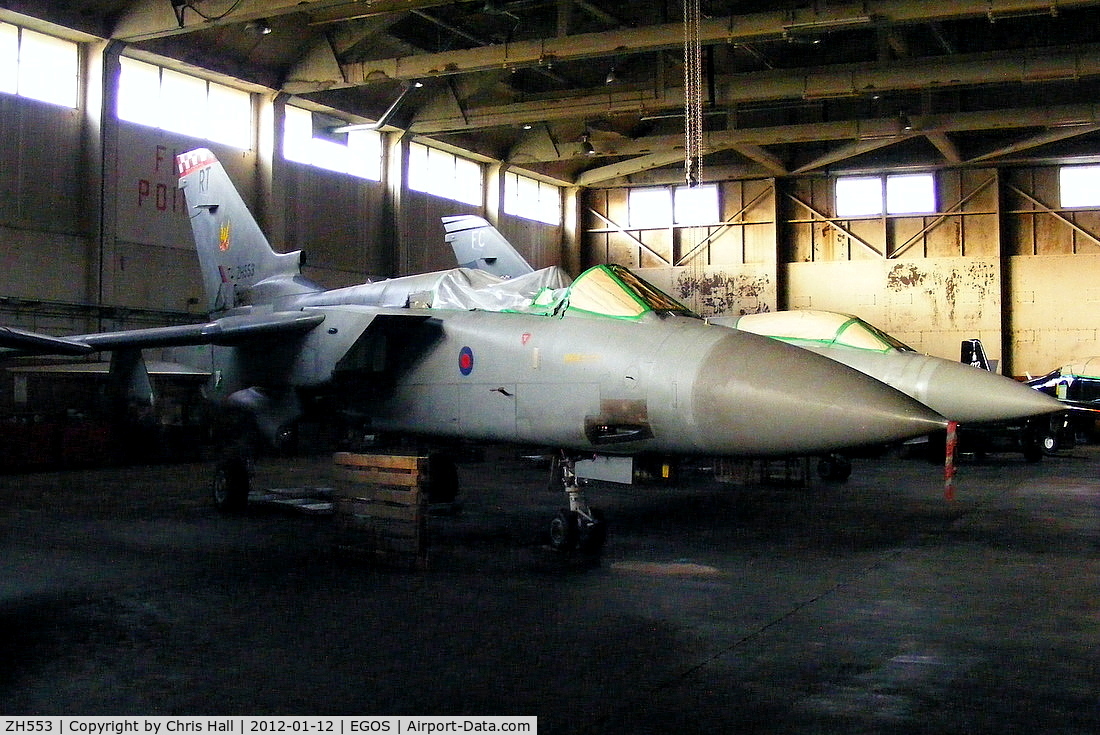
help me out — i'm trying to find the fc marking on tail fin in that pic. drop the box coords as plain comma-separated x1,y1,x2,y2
442,214,534,279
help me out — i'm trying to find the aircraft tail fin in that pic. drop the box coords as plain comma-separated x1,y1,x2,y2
961,339,993,371
443,215,535,279
176,149,311,313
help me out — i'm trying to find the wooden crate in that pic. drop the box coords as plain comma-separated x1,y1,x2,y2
713,456,813,488
331,452,429,568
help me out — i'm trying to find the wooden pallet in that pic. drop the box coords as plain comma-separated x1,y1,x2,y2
249,486,334,514
713,456,813,487
331,452,429,568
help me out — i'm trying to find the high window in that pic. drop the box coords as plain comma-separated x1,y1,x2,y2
0,22,79,108
408,142,483,206
283,105,383,181
1059,165,1100,208
117,57,252,150
835,173,937,217
504,171,561,225
628,185,719,228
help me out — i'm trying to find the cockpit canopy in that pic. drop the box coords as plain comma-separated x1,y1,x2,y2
562,264,696,320
732,310,915,353
1026,357,1100,403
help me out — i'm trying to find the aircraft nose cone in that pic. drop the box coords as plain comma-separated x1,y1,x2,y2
905,358,1063,423
692,331,947,456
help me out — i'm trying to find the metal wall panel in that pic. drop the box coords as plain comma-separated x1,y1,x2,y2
282,161,387,288
0,96,83,235
497,214,561,272
0,225,89,302
399,189,483,277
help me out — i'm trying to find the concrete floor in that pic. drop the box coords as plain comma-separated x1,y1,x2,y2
1,444,1099,733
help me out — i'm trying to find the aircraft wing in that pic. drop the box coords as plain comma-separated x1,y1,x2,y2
0,311,326,357
0,326,97,355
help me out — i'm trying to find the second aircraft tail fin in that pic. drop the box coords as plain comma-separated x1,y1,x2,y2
961,338,993,371
443,215,535,279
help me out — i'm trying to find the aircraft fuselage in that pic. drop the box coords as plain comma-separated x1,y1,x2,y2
203,305,945,458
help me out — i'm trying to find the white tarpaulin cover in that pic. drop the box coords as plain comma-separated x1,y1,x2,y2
427,266,572,312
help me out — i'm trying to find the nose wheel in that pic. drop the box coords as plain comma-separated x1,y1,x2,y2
548,455,608,553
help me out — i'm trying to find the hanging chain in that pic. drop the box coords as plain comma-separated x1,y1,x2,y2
683,0,704,187
682,0,707,311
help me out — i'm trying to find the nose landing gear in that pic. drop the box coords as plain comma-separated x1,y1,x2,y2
548,455,607,553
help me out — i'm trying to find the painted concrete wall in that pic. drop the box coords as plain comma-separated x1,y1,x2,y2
1007,254,1100,374
583,169,1100,378
784,257,1003,364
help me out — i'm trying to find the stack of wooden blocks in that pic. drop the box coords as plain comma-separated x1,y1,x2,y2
332,452,429,568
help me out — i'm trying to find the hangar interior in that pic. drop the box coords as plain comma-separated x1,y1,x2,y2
4,1,1100,384
4,2,1100,730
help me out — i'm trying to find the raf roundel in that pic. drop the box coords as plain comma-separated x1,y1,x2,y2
459,346,474,376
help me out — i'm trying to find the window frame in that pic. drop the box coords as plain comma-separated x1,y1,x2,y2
1059,164,1100,208
503,170,561,225
117,56,253,150
282,104,384,181
0,22,79,109
835,172,937,217
628,184,719,228
407,142,484,207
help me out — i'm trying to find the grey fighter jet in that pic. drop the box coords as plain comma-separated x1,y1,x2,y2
715,310,1061,425
444,218,1059,429
714,311,1061,475
0,149,947,550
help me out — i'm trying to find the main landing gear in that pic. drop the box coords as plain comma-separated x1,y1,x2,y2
212,450,252,513
548,454,608,553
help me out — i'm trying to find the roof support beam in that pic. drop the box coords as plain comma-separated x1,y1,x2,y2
512,104,1100,167
408,43,1100,134
792,137,912,174
111,0,455,41
732,145,788,176
970,124,1100,162
576,151,688,187
925,132,962,163
339,0,1100,85
566,104,1100,184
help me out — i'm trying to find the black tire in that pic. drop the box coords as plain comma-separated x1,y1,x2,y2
273,423,298,455
817,454,852,482
549,508,578,551
577,508,607,553
212,456,250,513
1041,433,1059,454
426,453,459,504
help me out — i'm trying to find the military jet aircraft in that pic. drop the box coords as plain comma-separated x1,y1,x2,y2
715,312,1062,473
0,149,947,550
445,216,1062,478
716,310,1062,425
